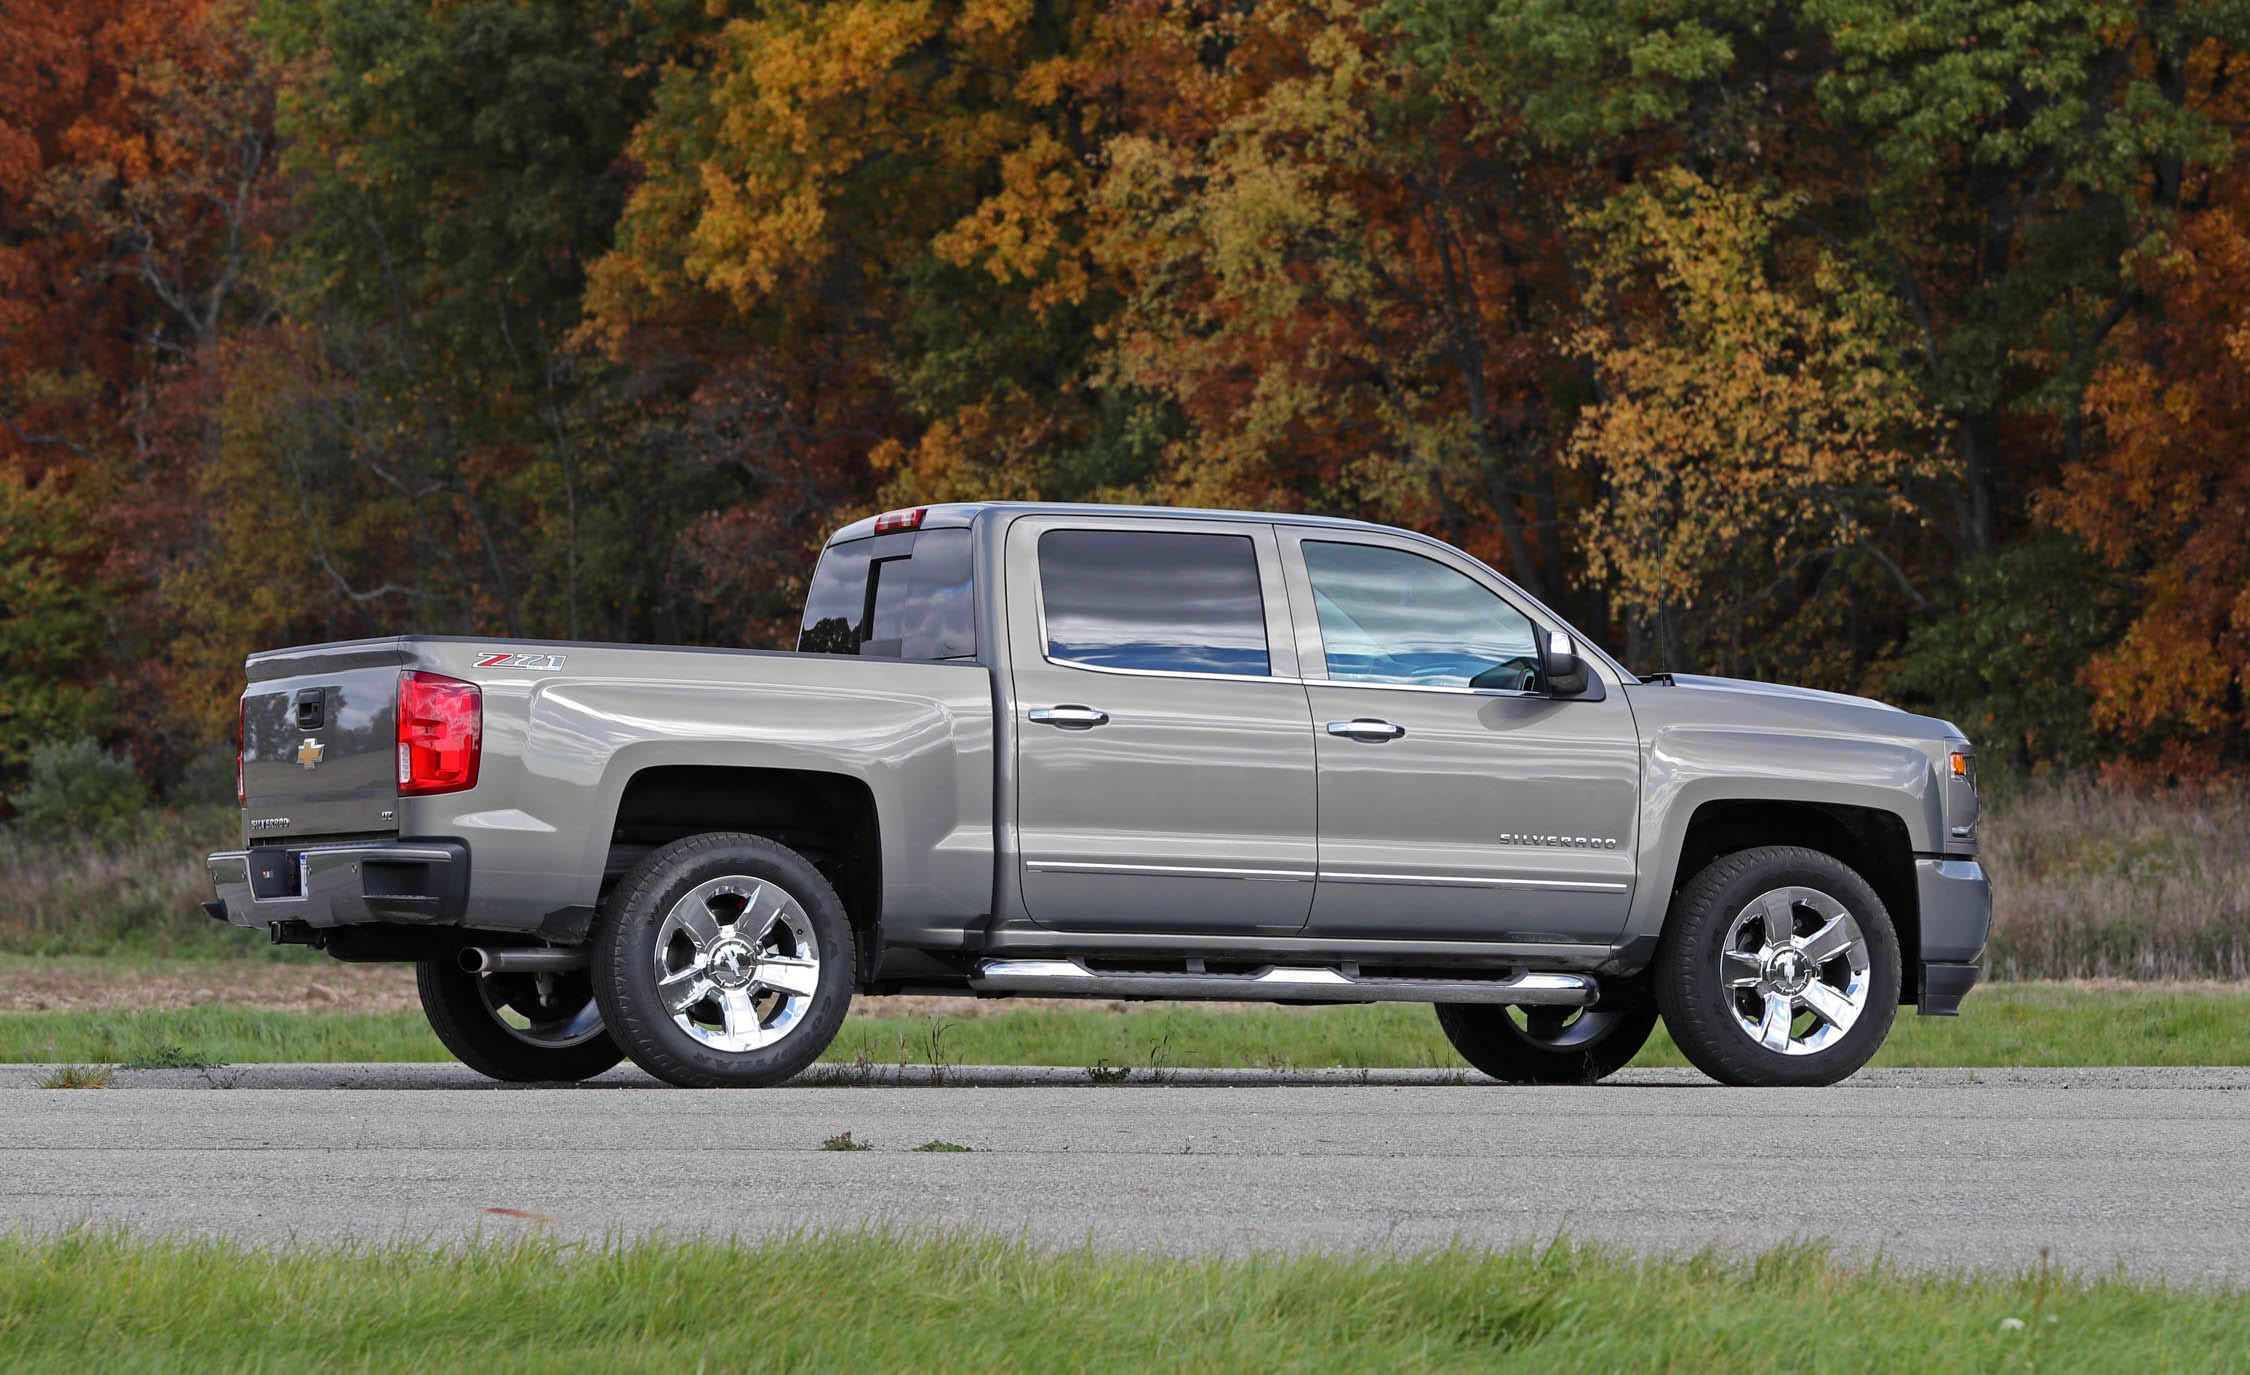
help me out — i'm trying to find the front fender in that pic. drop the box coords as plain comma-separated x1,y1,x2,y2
1624,726,1942,941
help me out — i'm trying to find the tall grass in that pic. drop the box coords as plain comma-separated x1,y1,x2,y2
0,807,289,960
3,786,2245,978
1983,781,2250,980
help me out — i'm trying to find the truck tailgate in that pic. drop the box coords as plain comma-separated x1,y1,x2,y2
242,638,409,841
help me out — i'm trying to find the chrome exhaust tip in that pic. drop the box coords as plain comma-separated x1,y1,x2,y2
459,946,590,975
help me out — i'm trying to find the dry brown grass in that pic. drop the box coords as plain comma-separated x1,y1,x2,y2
1982,780,2250,980
0,808,254,959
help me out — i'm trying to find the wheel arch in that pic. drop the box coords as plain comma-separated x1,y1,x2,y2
601,765,884,985
1663,799,1921,1005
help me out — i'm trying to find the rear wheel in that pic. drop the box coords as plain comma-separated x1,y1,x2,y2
1436,1000,1657,1084
416,959,622,1083
593,833,854,1088
1654,845,1900,1087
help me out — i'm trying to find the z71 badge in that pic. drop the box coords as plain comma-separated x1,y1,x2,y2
473,652,568,671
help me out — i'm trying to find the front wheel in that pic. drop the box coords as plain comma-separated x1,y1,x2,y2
592,832,855,1088
416,959,623,1083
1436,1000,1657,1084
1654,845,1901,1087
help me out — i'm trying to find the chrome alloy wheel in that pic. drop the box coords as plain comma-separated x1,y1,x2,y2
651,875,823,1054
1720,886,1872,1057
473,971,606,1049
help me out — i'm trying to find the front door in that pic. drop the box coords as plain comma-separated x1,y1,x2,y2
1007,516,1317,934
1281,533,1640,945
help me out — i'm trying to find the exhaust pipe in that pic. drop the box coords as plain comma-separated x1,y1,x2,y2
460,946,589,975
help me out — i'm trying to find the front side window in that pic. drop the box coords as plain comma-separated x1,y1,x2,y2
1301,540,1540,689
1039,529,1270,676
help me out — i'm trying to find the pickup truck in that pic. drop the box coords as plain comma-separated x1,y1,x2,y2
205,502,1990,1088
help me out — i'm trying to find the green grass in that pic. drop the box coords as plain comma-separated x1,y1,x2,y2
3,982,2245,1070
0,1228,2237,1373
0,1007,443,1066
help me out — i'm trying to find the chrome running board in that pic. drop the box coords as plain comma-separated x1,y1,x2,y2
966,958,1597,1006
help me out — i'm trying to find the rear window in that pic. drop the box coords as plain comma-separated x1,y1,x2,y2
798,528,978,660
1038,529,1269,676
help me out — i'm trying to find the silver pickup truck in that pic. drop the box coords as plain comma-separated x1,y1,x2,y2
205,502,1989,1088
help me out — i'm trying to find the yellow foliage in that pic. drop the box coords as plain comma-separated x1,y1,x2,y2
1567,170,1949,621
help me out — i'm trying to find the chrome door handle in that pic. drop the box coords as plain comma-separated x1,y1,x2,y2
1029,705,1110,729
1326,718,1406,742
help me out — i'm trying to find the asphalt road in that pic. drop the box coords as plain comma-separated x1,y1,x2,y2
5,1065,2247,1282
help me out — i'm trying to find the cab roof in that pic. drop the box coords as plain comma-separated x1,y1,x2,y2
823,501,1402,545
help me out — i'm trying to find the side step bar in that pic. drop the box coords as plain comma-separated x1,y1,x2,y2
967,958,1597,1006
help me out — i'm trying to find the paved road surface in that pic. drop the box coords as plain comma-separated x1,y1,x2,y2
5,1065,2246,1282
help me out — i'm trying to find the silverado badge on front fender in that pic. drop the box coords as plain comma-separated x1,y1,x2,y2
296,738,325,770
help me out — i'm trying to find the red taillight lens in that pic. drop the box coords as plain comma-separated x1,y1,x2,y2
235,697,247,809
397,671,481,796
873,506,926,533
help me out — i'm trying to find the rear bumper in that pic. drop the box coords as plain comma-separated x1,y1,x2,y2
1913,856,1990,1016
205,840,469,929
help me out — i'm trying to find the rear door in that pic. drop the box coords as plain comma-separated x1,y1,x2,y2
1280,531,1640,945
1006,515,1316,934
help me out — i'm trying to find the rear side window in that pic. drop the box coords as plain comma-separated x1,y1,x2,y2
798,528,978,660
1038,529,1269,676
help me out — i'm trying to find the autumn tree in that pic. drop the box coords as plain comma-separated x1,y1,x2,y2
584,0,1181,636
2052,166,2250,775
1089,0,1594,615
1566,170,1947,676
169,0,710,731
0,0,279,780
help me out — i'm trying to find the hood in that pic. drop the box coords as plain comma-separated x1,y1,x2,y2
1653,673,1905,715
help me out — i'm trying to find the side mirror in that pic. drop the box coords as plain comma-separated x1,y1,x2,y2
1539,630,1590,697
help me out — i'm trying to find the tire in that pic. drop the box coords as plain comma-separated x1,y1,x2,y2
592,832,855,1088
1654,845,1901,1087
1435,999,1657,1085
416,958,623,1083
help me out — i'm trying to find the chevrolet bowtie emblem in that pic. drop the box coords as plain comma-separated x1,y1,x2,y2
296,738,325,770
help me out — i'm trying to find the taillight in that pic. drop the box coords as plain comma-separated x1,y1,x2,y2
873,507,926,533
235,697,246,809
397,671,481,796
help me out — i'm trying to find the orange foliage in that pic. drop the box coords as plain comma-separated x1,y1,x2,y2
0,0,231,461
2056,175,2250,774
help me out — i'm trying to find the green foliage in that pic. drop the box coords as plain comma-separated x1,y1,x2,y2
1884,537,2134,775
0,473,112,779
260,0,658,378
10,740,150,844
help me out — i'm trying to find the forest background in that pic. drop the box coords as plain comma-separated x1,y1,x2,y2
8,0,2250,810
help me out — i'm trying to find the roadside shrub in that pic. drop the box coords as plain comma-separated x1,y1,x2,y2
10,738,149,844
